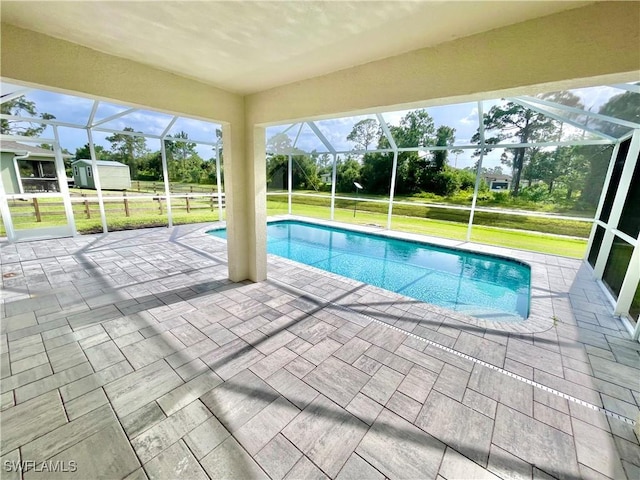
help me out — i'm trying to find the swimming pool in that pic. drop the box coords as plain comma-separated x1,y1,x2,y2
209,220,531,321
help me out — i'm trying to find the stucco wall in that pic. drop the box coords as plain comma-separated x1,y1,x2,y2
247,1,640,125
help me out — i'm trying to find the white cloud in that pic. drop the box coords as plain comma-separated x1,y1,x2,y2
459,107,478,125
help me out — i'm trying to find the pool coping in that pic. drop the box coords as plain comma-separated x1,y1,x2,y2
205,215,568,335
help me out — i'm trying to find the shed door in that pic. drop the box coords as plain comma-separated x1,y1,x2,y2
0,136,76,242
79,166,88,186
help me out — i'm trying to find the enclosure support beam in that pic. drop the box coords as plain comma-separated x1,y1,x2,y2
330,153,337,221
509,98,617,142
517,96,640,130
287,154,293,215
160,117,178,229
467,101,485,242
86,128,108,234
215,143,223,221
377,114,398,230
52,126,77,236
160,140,173,228
386,151,398,230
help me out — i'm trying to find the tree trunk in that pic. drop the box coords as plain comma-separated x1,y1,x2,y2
548,181,553,194
511,148,525,196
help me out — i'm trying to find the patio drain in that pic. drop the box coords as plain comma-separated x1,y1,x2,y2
272,279,638,428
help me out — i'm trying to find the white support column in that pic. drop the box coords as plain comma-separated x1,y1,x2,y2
86,129,108,234
287,154,292,215
215,143,223,221
377,114,398,230
159,117,178,228
330,153,337,220
467,101,485,242
52,126,77,236
387,151,398,230
224,122,267,282
160,139,173,228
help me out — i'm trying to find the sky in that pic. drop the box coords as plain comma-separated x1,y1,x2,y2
1,81,633,173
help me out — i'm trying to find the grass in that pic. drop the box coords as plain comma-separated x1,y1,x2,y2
1,194,587,259
275,192,592,238
268,199,587,258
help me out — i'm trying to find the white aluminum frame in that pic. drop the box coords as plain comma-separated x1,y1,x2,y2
2,83,638,336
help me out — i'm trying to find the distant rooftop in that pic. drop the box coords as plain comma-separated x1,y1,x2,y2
72,159,128,167
0,140,58,156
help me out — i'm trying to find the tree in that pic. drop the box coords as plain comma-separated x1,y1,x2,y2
267,132,294,154
106,127,149,179
556,147,589,200
74,143,111,161
433,126,456,171
451,148,464,168
347,119,379,151
1,98,56,136
396,110,436,147
523,148,556,191
472,102,558,196
335,157,362,193
359,109,444,195
165,131,197,161
266,154,319,190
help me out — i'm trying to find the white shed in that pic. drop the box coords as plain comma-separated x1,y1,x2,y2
72,159,131,190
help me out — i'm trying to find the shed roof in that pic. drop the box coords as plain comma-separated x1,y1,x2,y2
72,159,128,167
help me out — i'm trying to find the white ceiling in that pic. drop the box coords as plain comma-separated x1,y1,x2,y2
1,1,591,95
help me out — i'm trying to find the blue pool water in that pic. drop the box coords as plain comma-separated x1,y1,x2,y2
209,220,531,321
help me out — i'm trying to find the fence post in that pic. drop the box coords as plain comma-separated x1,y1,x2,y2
123,192,130,217
137,180,140,193
186,196,191,213
158,197,163,215
83,194,91,219
210,194,215,211
33,198,41,222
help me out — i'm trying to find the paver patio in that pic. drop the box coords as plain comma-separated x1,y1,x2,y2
1,221,639,479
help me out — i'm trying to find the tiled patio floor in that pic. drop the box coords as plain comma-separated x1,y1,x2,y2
1,221,639,480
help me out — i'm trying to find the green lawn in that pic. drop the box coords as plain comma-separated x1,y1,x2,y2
1,195,587,259
268,199,587,258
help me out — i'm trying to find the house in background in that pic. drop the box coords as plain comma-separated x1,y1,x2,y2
72,159,131,190
0,141,72,193
483,174,512,192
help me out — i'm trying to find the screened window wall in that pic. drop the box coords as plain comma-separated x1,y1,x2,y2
0,84,224,240
586,130,640,338
266,88,638,256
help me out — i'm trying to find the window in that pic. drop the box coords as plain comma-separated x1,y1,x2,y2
617,148,640,238
602,236,634,299
87,166,92,177
631,282,640,324
73,166,79,177
588,225,605,268
41,161,56,178
600,138,630,223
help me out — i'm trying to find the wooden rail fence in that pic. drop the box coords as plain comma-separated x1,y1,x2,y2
8,193,225,222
